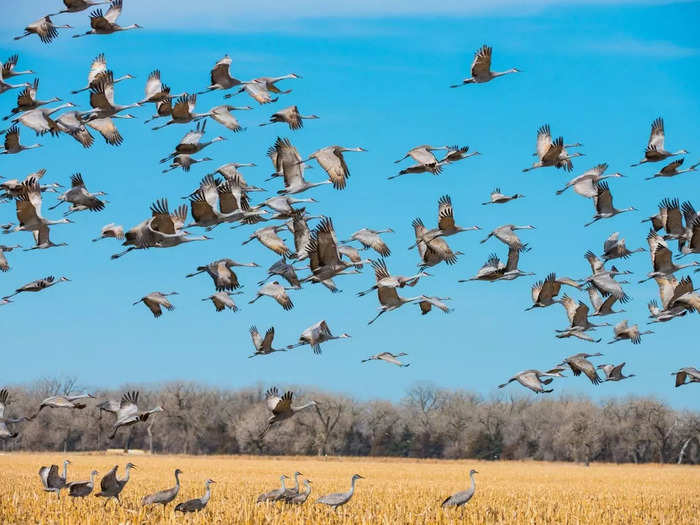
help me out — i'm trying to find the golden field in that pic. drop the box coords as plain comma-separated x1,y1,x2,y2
0,453,698,524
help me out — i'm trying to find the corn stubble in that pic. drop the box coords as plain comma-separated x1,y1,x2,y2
0,454,698,524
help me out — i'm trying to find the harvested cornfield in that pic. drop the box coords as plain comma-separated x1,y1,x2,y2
1,453,698,524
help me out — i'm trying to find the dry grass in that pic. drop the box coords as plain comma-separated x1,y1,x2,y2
0,453,698,524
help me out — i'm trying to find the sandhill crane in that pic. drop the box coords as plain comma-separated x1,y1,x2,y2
584,181,636,227
608,320,653,345
279,471,305,501
0,245,21,272
555,295,610,342
0,388,30,439
31,392,94,419
85,114,134,146
202,291,243,312
301,146,367,189
81,72,139,120
112,198,208,258
203,104,252,132
439,144,481,163
133,292,178,318
598,362,635,382
152,94,208,130
0,169,61,197
343,228,393,256
258,257,302,289
162,154,212,174
671,367,700,387
249,326,284,358
482,188,524,205
317,474,364,510
648,298,687,324
285,479,312,505
523,124,583,172
258,196,316,218
199,55,241,94
8,103,76,137
480,224,534,249
55,111,94,148
557,352,603,385
410,195,480,248
631,117,687,166
644,198,685,242
51,0,111,15
175,479,215,513
227,79,279,105
418,296,452,315
394,145,448,174
268,137,331,194
187,258,258,290
640,231,698,282
144,96,174,123
4,79,61,118
138,69,184,105
96,463,136,505
601,232,645,261
499,368,565,394
207,162,262,190
142,469,182,508
0,70,30,96
109,391,163,439
441,469,477,508
14,16,72,44
73,0,142,37
260,105,319,130
66,470,98,498
2,55,34,79
160,121,224,163
367,275,425,324
71,54,134,94
260,387,317,437
362,352,410,367
39,460,70,497
1,126,41,154
389,159,451,179
92,223,124,242
4,276,70,299
412,218,463,269
50,173,106,214
24,223,68,251
458,248,518,283
287,320,351,353
526,273,580,310
646,158,699,180
257,475,290,502
357,258,428,297
579,251,631,300
587,285,627,317
556,163,624,198
679,216,700,257
250,281,294,310
242,225,293,256
184,176,263,228
451,44,519,86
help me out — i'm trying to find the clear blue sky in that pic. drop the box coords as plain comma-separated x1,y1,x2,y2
1,1,698,409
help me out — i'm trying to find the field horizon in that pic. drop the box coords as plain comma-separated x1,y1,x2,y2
1,452,698,523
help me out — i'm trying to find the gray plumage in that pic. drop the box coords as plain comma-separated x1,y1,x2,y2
39,459,70,497
66,470,98,498
95,463,136,504
316,474,364,509
442,469,478,508
257,474,289,502
175,479,215,513
142,468,182,507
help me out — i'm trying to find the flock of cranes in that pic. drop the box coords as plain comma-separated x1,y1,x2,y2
0,1,699,515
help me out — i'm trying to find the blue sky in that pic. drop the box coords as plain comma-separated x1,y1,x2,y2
1,1,698,409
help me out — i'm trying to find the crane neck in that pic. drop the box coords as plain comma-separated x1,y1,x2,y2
201,484,211,504
174,470,181,486
62,461,69,480
468,472,476,491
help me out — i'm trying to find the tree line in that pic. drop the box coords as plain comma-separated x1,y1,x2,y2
3,377,699,465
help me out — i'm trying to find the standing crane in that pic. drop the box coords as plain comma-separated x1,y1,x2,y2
316,474,364,510
142,469,182,508
39,460,71,497
66,470,99,498
441,470,478,508
96,463,136,505
175,479,216,513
